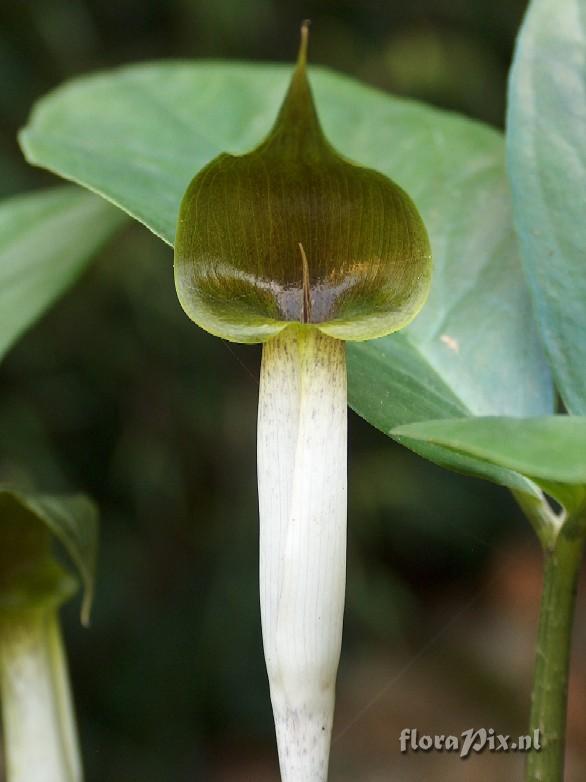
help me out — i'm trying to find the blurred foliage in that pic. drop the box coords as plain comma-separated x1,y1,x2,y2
0,1,532,779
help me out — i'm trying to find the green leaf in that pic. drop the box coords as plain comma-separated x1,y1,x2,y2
507,0,586,415
392,417,586,515
343,86,554,497
175,29,431,343
0,186,126,364
0,486,98,624
19,60,552,490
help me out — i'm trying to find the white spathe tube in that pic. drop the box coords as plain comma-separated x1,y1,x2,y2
0,610,82,782
258,327,347,782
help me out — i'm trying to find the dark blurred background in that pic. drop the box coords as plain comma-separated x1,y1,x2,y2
0,1,585,780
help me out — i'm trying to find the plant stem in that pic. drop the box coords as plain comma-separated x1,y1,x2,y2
0,608,82,782
513,490,562,551
526,524,585,782
257,327,347,782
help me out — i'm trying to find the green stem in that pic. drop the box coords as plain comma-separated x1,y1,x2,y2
526,525,584,782
0,608,82,782
513,489,562,551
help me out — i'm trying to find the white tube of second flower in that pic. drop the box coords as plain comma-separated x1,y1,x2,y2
258,327,347,782
0,609,82,782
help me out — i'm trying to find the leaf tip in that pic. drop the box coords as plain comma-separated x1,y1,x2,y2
80,595,92,628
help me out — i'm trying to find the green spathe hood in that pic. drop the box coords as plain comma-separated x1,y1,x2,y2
174,24,432,344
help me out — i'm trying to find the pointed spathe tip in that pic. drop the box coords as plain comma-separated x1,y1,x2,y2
298,19,311,68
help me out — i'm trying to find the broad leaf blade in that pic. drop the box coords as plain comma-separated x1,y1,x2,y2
348,101,552,418
19,62,553,490
347,335,542,498
507,0,586,415
20,63,297,245
393,417,586,514
346,332,468,428
0,486,98,624
0,186,126,363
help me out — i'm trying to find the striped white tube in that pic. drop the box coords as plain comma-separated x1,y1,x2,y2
257,327,347,782
0,610,82,782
